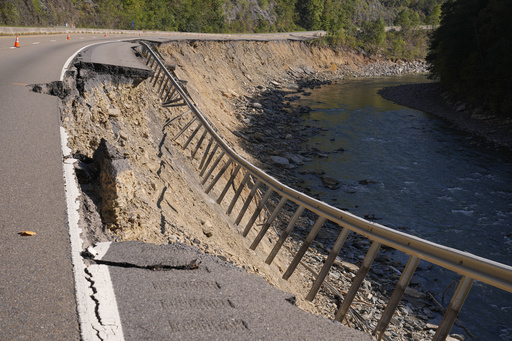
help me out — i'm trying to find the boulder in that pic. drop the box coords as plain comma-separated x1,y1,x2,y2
270,155,290,167
321,175,339,187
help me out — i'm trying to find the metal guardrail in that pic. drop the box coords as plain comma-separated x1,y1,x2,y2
139,41,512,340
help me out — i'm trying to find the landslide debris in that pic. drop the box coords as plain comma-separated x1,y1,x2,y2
59,39,436,340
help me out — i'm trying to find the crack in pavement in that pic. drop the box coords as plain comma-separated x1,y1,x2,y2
84,267,104,340
86,257,201,271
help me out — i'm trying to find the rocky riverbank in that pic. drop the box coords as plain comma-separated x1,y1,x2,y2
379,82,512,150
155,40,467,340
59,38,466,341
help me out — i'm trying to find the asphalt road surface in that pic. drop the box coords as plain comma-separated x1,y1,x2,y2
0,31,368,341
0,32,143,341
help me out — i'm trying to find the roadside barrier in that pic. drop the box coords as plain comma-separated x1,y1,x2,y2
139,41,512,340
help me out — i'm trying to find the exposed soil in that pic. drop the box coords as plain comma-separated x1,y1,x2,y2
58,39,462,340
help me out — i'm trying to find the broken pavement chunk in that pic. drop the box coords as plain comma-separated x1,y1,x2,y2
90,241,202,270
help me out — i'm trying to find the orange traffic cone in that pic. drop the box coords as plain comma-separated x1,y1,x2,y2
104,33,107,37
67,34,70,40
14,35,20,48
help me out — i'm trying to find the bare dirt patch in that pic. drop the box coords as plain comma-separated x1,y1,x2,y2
60,40,437,340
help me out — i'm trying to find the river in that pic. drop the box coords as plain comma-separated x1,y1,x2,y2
295,74,512,340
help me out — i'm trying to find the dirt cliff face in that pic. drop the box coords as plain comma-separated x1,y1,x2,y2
155,40,363,159
60,39,351,316
58,39,338,314
59,40,432,337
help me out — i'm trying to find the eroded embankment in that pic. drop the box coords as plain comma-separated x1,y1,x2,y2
59,40,437,340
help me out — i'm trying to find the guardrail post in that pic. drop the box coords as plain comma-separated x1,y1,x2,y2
152,67,162,86
217,164,241,205
173,117,197,141
191,130,208,159
183,124,202,150
235,178,261,225
374,255,420,340
227,172,250,215
335,241,381,322
250,196,287,250
158,77,168,95
204,154,231,191
242,187,274,237
433,276,474,341
198,137,214,170
163,87,177,104
199,143,219,177
306,227,350,301
283,216,326,280
266,205,305,265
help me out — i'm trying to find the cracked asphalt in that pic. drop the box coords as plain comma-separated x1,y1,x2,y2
88,241,370,341
0,33,369,340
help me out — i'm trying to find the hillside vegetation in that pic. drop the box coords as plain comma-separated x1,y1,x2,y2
1,0,443,59
427,0,512,118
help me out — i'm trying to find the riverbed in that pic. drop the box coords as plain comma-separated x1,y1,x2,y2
295,74,512,340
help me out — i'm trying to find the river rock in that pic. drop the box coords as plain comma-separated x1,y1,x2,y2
270,155,290,167
321,175,339,186
222,89,240,99
358,179,377,185
284,153,304,165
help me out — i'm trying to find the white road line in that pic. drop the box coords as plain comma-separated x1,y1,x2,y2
33,42,40,44
50,40,57,42
61,128,98,341
86,242,124,340
60,42,106,80
60,42,127,340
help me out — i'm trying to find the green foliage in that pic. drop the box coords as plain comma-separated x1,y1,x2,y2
0,0,443,61
31,0,43,15
272,0,299,32
255,14,271,33
258,0,269,9
427,0,512,117
425,4,442,25
296,0,324,30
394,8,420,28
360,18,386,53
0,1,21,26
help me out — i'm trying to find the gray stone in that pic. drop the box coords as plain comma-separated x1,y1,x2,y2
96,241,371,341
322,175,339,186
271,155,290,166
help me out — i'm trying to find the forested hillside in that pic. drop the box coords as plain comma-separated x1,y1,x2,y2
0,0,443,32
0,0,444,59
427,0,512,118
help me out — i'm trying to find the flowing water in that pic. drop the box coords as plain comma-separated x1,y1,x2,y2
295,74,512,340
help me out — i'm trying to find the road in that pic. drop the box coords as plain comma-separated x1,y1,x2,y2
0,31,369,341
0,32,141,341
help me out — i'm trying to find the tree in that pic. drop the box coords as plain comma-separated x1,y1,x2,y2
425,4,442,25
360,17,386,53
394,8,421,29
427,0,512,117
296,0,324,30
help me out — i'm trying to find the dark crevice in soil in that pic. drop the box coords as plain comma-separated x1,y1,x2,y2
84,257,201,271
